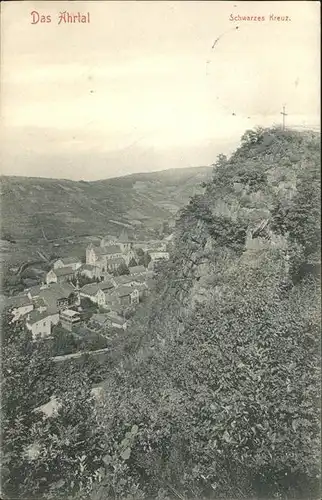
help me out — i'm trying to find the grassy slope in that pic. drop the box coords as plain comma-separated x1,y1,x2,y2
0,167,211,242
0,167,212,279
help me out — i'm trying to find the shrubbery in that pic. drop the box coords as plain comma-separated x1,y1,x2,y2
2,127,320,500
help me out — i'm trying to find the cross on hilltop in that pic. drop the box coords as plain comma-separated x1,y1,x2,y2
281,105,287,130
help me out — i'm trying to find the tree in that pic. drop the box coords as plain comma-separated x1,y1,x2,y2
114,263,130,276
1,310,106,499
51,324,79,356
1,312,56,498
23,367,105,499
271,161,320,259
81,297,98,312
241,127,265,146
135,247,144,258
142,252,152,268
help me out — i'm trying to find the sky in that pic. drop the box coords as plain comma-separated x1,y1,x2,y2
0,0,320,180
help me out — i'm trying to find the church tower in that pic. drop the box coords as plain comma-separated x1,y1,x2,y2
75,278,81,307
119,229,130,253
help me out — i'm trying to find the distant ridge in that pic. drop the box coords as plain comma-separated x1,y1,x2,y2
0,165,211,184
0,166,212,242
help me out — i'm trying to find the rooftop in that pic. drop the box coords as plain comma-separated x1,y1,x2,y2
52,266,74,277
6,295,33,309
90,313,109,326
130,275,147,284
113,285,134,297
112,275,134,285
100,244,122,255
40,283,74,311
106,311,126,326
97,280,114,291
80,283,102,296
32,297,47,309
58,257,81,265
60,309,80,318
136,283,148,290
129,265,146,274
81,264,96,271
27,310,54,325
106,257,125,265
27,285,43,297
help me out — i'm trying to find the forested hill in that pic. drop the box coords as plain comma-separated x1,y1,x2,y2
0,166,211,241
93,126,321,499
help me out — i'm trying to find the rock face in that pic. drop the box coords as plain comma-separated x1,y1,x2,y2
151,127,320,332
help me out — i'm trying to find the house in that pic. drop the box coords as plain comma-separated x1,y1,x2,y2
135,282,149,300
146,278,156,290
46,267,74,285
129,288,139,305
150,241,168,252
80,283,106,307
39,283,75,312
26,310,59,339
105,311,127,330
32,297,48,313
99,270,114,281
115,275,147,287
111,275,139,287
88,313,110,333
133,240,167,252
147,250,170,261
96,280,115,304
110,286,139,306
5,295,34,322
27,285,47,300
98,280,115,294
129,265,147,276
104,302,124,317
59,309,81,331
53,257,82,272
78,264,100,280
105,257,126,272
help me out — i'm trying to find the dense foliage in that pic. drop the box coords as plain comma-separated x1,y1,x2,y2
1,314,104,499
2,127,320,500
89,127,320,500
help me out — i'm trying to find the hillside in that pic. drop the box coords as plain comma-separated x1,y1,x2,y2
0,166,211,281
0,166,211,242
1,127,320,500
89,126,321,500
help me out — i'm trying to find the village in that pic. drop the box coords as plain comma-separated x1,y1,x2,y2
3,230,171,352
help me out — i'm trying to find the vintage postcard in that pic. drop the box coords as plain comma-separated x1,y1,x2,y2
0,1,320,499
